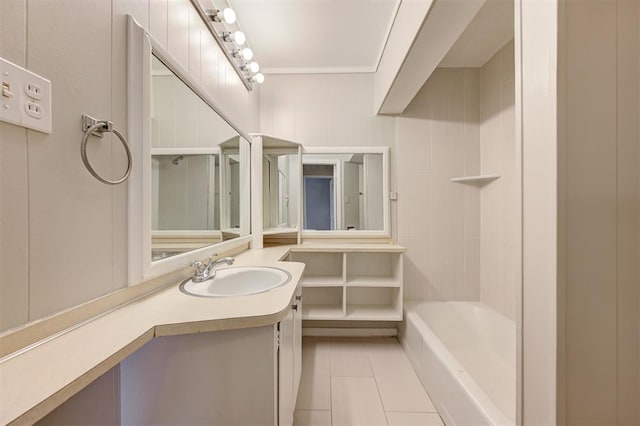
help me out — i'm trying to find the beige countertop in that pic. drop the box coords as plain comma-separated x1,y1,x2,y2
0,246,303,425
0,243,405,425
290,242,406,253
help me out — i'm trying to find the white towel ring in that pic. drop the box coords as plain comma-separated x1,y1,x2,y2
80,116,133,185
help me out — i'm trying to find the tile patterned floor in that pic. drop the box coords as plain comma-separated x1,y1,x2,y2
294,337,444,426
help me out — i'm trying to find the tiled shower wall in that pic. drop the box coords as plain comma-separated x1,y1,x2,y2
479,40,519,320
397,41,518,320
396,69,481,302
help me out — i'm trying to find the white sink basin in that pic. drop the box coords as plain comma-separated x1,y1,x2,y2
179,266,291,297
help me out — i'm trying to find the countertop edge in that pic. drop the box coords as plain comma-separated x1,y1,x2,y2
11,328,156,426
10,305,294,425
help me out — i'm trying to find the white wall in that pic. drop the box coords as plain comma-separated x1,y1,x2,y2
260,74,395,149
519,0,639,423
556,0,639,423
479,40,519,321
364,154,384,230
151,72,239,149
0,0,259,333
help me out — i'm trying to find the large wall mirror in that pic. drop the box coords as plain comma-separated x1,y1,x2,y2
301,147,390,237
128,18,251,283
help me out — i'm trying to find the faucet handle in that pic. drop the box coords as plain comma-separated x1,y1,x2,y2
191,261,205,275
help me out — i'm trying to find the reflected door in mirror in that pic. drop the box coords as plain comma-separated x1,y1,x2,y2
263,153,299,231
302,153,384,231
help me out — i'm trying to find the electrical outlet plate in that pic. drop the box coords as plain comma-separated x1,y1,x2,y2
0,57,52,134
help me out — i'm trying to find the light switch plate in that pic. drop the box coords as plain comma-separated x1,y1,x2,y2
1,57,52,134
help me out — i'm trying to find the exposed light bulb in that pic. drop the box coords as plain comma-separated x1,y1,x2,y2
233,31,246,46
222,8,236,24
222,30,246,46
240,47,253,61
249,61,260,73
254,73,265,84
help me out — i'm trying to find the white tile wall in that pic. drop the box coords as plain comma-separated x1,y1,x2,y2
395,42,518,318
479,40,519,320
396,68,482,302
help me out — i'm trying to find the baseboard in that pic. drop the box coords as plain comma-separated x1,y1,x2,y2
302,327,397,337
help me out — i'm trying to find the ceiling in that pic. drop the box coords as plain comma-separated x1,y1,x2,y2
438,0,514,68
228,0,400,74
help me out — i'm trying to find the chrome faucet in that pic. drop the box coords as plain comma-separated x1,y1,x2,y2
191,254,235,283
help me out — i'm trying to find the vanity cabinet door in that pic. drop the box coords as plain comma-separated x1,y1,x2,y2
293,285,303,402
278,300,295,426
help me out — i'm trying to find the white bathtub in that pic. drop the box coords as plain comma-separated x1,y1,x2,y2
399,301,516,426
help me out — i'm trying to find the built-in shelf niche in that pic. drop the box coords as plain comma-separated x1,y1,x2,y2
290,248,404,321
292,252,344,287
450,174,500,184
346,287,402,321
346,252,402,287
302,287,344,320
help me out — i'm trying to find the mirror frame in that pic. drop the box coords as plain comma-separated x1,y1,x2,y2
301,146,391,238
250,134,303,248
127,17,251,284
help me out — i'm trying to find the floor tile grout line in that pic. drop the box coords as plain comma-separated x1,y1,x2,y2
368,347,391,426
303,337,441,426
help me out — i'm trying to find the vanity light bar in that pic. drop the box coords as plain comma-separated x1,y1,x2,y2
192,3,264,89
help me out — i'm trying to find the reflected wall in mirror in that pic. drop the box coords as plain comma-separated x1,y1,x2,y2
151,151,220,261
263,151,299,232
149,55,249,262
302,149,388,234
220,137,250,240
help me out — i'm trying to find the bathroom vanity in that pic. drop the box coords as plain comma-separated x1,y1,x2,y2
120,281,303,425
0,247,305,425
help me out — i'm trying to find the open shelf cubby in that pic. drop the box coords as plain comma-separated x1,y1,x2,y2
290,252,345,287
291,248,404,321
346,252,402,287
346,287,402,321
301,287,345,320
